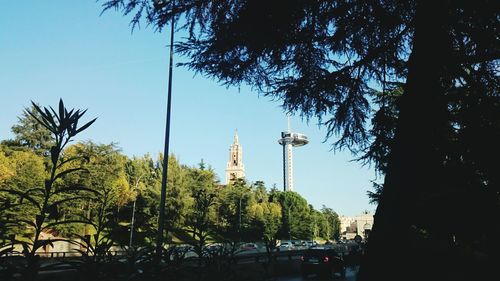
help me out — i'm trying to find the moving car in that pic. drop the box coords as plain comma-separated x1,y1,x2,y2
300,247,346,279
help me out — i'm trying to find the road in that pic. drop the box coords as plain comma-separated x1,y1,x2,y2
29,244,360,281
276,266,359,281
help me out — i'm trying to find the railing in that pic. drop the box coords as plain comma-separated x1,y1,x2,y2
232,245,360,265
3,243,363,265
4,250,127,259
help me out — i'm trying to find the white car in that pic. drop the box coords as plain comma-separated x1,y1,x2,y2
305,241,317,248
279,241,292,250
240,243,258,250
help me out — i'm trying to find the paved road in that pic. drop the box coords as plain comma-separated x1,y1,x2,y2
276,266,359,281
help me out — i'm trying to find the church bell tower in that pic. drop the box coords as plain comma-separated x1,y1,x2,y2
225,130,245,184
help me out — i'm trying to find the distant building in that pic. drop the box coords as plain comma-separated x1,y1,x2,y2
225,130,245,184
355,212,373,240
339,212,374,240
340,216,357,240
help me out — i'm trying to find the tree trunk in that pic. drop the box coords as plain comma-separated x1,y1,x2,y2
357,1,454,281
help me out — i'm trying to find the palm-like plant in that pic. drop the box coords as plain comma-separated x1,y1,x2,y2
0,99,97,280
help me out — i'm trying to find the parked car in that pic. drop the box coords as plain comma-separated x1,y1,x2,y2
206,243,223,252
300,247,346,279
305,241,317,248
279,241,292,250
240,243,258,250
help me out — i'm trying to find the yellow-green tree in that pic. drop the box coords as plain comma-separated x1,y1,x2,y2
61,142,133,244
248,200,282,253
0,147,45,239
1,100,96,280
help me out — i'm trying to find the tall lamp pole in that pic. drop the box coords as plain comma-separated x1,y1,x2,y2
239,196,242,243
129,173,147,248
156,0,176,261
288,206,292,245
129,200,137,247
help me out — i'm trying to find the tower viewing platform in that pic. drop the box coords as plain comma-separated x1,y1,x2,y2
278,120,309,192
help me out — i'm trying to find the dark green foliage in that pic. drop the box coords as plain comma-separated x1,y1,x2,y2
121,155,162,245
357,87,402,175
71,186,119,281
277,191,312,240
216,178,253,243
5,104,55,156
0,199,18,268
320,206,341,241
100,1,499,280
184,166,218,265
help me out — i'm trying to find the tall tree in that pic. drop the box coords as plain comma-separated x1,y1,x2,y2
0,149,45,239
164,155,192,238
184,164,218,266
247,198,282,279
278,191,312,240
321,206,341,241
61,141,133,245
121,155,159,245
102,1,499,279
0,147,15,185
250,200,281,249
6,104,54,156
217,178,255,243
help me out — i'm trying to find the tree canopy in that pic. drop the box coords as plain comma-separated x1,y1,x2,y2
101,1,499,280
1,102,341,252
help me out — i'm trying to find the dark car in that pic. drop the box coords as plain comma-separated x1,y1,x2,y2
300,247,346,279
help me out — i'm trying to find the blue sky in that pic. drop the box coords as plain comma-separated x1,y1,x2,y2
0,1,378,217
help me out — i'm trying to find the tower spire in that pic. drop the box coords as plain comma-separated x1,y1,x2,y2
225,130,245,184
234,129,239,144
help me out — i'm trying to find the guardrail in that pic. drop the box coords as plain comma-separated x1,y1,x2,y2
3,243,363,265
4,250,127,259
233,245,361,265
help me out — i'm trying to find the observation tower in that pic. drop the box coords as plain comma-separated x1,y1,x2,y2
278,118,308,191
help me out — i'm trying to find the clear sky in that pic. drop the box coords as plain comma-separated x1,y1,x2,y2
0,1,379,217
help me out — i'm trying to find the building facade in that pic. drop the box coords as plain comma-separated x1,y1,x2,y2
339,212,374,240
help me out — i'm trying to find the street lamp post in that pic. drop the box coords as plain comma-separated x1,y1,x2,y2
129,200,137,247
129,173,148,248
331,216,335,241
156,0,176,261
288,207,292,245
238,195,244,244
239,197,242,233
